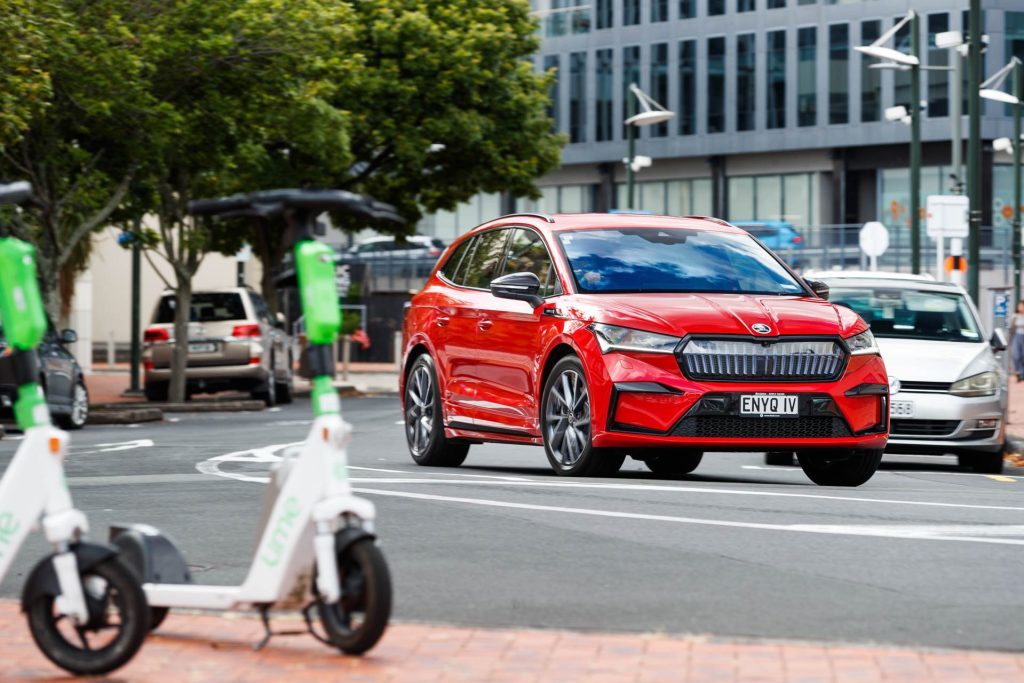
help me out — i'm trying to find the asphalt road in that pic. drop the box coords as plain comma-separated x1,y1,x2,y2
1,397,1022,652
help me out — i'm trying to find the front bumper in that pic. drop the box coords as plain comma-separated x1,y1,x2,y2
885,389,1005,455
587,346,889,452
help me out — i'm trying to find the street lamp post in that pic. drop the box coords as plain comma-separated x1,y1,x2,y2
980,57,1023,303
856,11,922,274
623,83,674,210
967,0,982,304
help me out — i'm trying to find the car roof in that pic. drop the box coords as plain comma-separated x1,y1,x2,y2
806,270,936,283
811,271,966,293
474,213,747,235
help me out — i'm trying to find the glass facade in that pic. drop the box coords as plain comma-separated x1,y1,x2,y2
727,173,817,225
596,0,613,29
767,0,784,8
543,55,560,132
542,0,592,37
678,40,697,135
708,37,726,133
926,13,948,118
651,0,668,22
797,27,817,127
860,20,880,122
616,178,713,215
569,52,587,143
736,34,756,132
766,30,785,129
650,43,669,137
679,0,695,19
623,46,641,137
624,0,640,26
828,24,848,125
596,49,614,142
521,185,592,214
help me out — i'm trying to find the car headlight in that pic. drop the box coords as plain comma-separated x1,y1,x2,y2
950,371,999,397
844,329,879,356
589,323,680,354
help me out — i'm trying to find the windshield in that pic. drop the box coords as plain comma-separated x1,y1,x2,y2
828,286,982,342
557,228,806,295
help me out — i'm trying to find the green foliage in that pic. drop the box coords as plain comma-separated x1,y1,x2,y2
0,0,55,149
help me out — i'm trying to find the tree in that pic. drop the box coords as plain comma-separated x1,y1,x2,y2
0,0,54,149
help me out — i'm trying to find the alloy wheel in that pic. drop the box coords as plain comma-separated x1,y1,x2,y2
405,364,435,456
545,369,591,468
70,383,89,427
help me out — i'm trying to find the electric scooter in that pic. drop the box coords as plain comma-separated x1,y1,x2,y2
112,188,402,654
0,181,149,675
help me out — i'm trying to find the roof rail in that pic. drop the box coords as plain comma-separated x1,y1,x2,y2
683,215,733,227
494,212,556,224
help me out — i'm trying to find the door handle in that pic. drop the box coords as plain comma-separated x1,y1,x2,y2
478,320,493,331
436,316,450,327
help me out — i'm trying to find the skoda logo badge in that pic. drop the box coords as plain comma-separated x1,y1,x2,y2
888,376,901,394
751,323,771,335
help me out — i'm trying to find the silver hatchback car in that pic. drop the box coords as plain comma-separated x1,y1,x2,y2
819,271,1007,474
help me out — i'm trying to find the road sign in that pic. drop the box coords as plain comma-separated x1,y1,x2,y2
926,195,969,239
859,221,889,260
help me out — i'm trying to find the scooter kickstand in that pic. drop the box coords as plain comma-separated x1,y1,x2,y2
254,606,274,651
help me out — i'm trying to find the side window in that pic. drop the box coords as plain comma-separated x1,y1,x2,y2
502,228,559,296
439,238,472,282
461,229,509,289
249,293,270,322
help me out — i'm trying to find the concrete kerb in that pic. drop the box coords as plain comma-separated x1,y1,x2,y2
87,408,163,425
91,399,266,413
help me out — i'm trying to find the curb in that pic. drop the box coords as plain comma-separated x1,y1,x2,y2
90,400,266,413
87,408,163,425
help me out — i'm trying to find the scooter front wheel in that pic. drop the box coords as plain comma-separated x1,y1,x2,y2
317,538,392,655
24,557,149,675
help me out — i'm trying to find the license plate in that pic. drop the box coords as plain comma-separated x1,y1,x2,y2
188,342,216,353
740,394,799,417
890,400,914,418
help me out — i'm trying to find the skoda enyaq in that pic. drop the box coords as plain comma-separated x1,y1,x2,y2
400,214,889,487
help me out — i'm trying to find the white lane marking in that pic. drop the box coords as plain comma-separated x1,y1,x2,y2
348,465,529,481
73,439,155,455
195,442,303,484
394,420,405,425
352,487,1024,547
268,407,282,412
743,465,1024,481
270,420,313,426
168,417,181,423
338,479,1024,512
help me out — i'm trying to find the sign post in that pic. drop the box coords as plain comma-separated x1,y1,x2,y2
926,195,969,281
859,221,890,271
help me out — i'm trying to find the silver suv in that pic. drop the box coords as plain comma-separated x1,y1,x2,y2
143,288,294,406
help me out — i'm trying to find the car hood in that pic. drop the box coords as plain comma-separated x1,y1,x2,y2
569,293,865,338
876,337,996,383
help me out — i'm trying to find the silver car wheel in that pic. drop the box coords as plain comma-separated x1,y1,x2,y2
405,365,435,456
70,382,89,427
545,369,591,468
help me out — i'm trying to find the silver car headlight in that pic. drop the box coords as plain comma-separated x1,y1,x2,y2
589,323,680,354
950,371,999,397
844,329,879,356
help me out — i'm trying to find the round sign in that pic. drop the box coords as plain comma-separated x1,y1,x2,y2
859,221,890,258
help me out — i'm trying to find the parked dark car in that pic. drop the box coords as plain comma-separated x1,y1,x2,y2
0,325,89,429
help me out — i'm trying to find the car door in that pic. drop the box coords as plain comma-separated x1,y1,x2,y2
471,227,561,433
438,228,512,427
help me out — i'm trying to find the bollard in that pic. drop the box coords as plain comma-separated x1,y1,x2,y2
107,330,116,368
341,334,351,381
394,331,402,372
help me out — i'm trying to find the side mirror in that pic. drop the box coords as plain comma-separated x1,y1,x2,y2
490,272,544,309
275,311,286,329
805,279,829,301
60,329,78,344
991,328,1008,351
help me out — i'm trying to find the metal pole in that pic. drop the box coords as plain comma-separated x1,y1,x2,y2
129,220,142,394
1014,62,1022,305
626,83,636,209
910,12,921,275
951,49,963,193
967,0,982,303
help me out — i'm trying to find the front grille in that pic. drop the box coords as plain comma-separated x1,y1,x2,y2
890,419,960,437
898,381,952,394
672,415,852,439
679,338,846,381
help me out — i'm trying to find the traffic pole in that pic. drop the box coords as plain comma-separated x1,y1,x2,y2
1013,61,1022,306
129,219,141,394
966,0,982,304
910,11,921,275
626,83,636,210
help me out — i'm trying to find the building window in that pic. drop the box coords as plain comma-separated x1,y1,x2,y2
767,0,784,8
860,20,880,122
543,0,592,37
736,33,755,131
678,40,697,135
651,0,668,22
737,0,754,11
893,17,911,110
679,0,695,19
828,24,849,125
596,0,613,29
623,46,641,137
798,27,817,127
543,55,560,133
615,178,713,215
596,49,614,142
650,43,669,137
926,13,949,118
797,0,814,5
707,37,726,133
727,173,816,225
520,185,593,214
623,0,640,26
569,52,587,143
766,30,786,129
709,0,725,16
1005,12,1024,116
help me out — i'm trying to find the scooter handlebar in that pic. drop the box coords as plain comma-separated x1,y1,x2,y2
187,189,404,224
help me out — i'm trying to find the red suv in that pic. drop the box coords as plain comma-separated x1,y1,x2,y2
400,213,889,487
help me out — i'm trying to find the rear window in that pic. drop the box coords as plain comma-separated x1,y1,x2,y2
155,293,247,323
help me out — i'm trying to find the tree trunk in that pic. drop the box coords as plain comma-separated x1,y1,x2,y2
168,277,192,403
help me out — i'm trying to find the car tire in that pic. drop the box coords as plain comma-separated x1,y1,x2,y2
642,449,703,477
959,451,1004,475
55,380,89,430
796,449,883,487
765,451,795,466
275,358,294,405
251,371,276,408
541,356,624,477
404,354,469,467
144,381,168,402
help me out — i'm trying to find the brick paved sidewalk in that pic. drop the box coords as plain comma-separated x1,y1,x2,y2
1,603,1022,682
